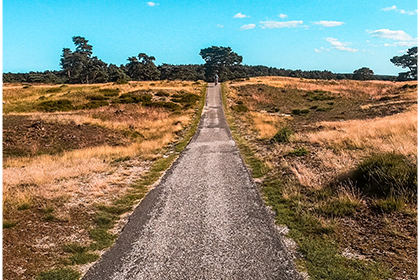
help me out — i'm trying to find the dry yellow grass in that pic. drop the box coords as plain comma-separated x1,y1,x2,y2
3,80,204,210
301,106,417,156
229,76,417,99
244,111,288,139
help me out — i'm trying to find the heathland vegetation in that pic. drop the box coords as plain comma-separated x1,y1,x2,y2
3,80,206,279
3,36,417,84
3,37,417,280
222,77,417,279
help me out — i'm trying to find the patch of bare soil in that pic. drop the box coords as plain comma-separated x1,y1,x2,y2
3,115,131,158
338,208,417,280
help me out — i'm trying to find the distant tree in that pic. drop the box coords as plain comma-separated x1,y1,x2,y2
390,47,418,80
60,36,98,83
199,46,243,81
126,53,160,80
353,67,374,80
108,64,129,82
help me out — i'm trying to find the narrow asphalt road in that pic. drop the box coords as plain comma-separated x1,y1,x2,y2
84,84,301,280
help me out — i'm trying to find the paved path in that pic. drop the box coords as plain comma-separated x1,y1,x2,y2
84,84,301,280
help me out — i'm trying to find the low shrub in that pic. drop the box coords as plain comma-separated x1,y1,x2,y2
87,94,107,101
349,153,417,201
99,88,120,97
155,91,169,97
37,99,73,112
231,104,249,112
271,127,293,143
46,87,64,93
144,101,181,112
79,100,109,109
119,91,152,104
307,90,335,101
318,198,358,217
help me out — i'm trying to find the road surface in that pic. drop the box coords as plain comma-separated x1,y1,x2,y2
83,83,301,280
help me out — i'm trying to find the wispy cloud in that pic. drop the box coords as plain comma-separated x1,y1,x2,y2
382,5,416,15
260,20,304,29
147,2,158,7
326,37,358,52
241,24,256,30
368,29,413,41
234,12,249,18
217,24,224,28
313,21,344,27
279,14,288,19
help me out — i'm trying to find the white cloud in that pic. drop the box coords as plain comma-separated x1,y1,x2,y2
382,5,397,11
147,2,158,7
217,24,224,28
260,20,304,29
368,29,413,41
279,14,288,19
234,12,249,18
313,21,344,27
382,5,416,15
326,37,358,52
241,24,256,30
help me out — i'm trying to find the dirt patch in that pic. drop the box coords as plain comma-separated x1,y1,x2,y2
338,207,417,280
3,115,131,158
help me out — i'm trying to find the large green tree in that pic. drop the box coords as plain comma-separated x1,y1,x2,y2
126,53,160,81
353,67,374,80
199,46,243,81
390,46,417,80
60,36,108,83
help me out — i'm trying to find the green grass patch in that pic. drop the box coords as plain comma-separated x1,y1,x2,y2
318,198,359,217
3,220,18,229
373,197,405,213
36,268,80,280
144,101,182,112
289,147,309,157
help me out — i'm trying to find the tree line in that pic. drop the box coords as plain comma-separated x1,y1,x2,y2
3,36,417,84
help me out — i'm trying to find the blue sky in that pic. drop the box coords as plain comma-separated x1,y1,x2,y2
3,0,418,75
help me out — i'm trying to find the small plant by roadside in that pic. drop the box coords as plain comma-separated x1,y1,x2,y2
289,147,309,157
271,127,293,143
349,153,417,201
36,268,80,280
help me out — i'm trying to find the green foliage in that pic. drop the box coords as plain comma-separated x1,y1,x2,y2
69,252,99,265
318,198,358,217
87,94,107,101
89,228,116,250
37,99,73,112
373,197,405,213
306,90,335,101
391,47,418,80
46,86,65,93
155,90,170,97
119,91,153,103
17,203,31,210
231,104,249,112
79,100,109,109
289,147,309,157
271,127,293,143
144,101,181,112
292,109,310,115
353,67,375,80
36,268,80,280
3,220,18,229
350,153,417,201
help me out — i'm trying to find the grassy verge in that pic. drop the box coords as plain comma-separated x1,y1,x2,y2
221,81,393,280
36,85,207,279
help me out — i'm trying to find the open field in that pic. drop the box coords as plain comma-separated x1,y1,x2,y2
223,77,417,280
3,80,206,279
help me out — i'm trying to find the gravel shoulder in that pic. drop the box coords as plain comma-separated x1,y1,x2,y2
83,84,301,280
